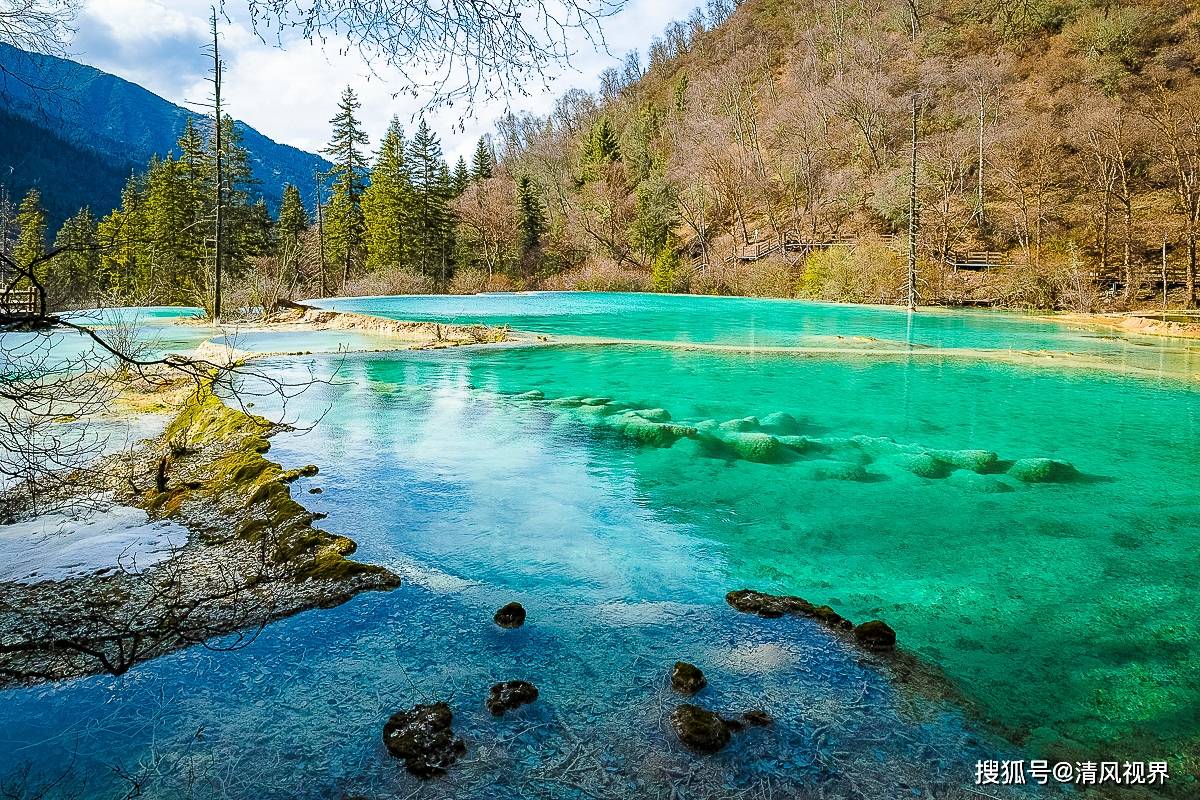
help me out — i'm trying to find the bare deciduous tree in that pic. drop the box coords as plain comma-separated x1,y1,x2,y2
237,0,625,112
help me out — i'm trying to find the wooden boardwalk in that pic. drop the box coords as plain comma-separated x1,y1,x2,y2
0,287,41,320
1094,262,1192,289
686,232,1192,292
690,231,859,273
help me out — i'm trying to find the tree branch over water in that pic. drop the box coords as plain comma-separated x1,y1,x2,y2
0,246,328,516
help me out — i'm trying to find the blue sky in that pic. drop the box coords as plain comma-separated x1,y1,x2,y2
72,0,695,163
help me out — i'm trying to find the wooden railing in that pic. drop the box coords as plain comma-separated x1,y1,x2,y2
1095,262,1191,288
689,232,860,272
0,287,40,316
946,250,1011,271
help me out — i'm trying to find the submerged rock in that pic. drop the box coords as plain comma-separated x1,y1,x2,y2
382,702,466,778
671,661,707,695
494,601,527,628
742,710,774,727
947,471,1013,493
1008,458,1080,483
612,415,696,447
895,452,951,478
854,620,897,652
672,704,731,753
718,431,785,463
486,680,539,716
726,589,853,631
794,459,869,481
931,448,998,473
550,396,586,407
759,412,802,435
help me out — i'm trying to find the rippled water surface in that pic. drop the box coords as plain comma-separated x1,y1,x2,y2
3,293,1198,799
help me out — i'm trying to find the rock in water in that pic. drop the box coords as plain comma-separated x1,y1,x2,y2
759,411,801,435
1008,458,1079,483
854,620,897,652
672,704,732,753
671,661,707,695
382,702,466,778
486,680,539,716
494,601,526,628
725,589,854,631
742,710,774,727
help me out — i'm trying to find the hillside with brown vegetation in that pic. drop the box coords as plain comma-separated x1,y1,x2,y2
452,0,1200,310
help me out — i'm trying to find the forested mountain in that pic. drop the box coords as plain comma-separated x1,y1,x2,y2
4,1,1198,314
0,105,137,227
463,0,1200,309
0,43,330,227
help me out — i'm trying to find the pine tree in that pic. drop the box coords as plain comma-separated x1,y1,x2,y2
178,118,209,185
323,86,369,287
515,175,545,253
13,188,47,275
650,244,680,293
471,137,494,180
630,172,677,264
580,117,622,183
590,118,622,163
436,161,457,279
235,198,272,260
407,118,450,282
276,183,310,286
672,74,689,115
98,175,152,302
277,184,310,256
219,115,258,205
0,186,16,264
452,156,469,197
625,103,663,185
48,208,100,308
362,118,413,272
144,155,202,302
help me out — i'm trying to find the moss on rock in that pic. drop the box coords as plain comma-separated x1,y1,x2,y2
931,448,999,473
153,379,398,592
1008,458,1080,483
721,431,784,463
719,416,760,432
895,452,952,479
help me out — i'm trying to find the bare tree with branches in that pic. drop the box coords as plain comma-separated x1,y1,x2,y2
236,0,625,114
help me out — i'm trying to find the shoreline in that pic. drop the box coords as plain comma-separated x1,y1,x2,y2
302,289,1200,341
231,298,1200,385
1038,310,1200,340
0,378,400,686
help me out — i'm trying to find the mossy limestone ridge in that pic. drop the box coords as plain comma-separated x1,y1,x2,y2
152,383,398,587
505,389,1083,482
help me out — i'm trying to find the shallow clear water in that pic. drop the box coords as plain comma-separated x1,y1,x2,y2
4,293,1199,798
218,329,407,354
1,306,215,372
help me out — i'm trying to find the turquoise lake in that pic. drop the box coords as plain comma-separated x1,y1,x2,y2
3,293,1198,798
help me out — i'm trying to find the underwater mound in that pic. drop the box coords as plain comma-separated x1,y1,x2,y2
502,389,1085,489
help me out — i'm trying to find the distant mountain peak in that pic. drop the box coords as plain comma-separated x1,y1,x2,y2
0,43,330,227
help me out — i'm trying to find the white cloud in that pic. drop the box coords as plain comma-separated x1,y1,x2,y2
75,0,695,164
